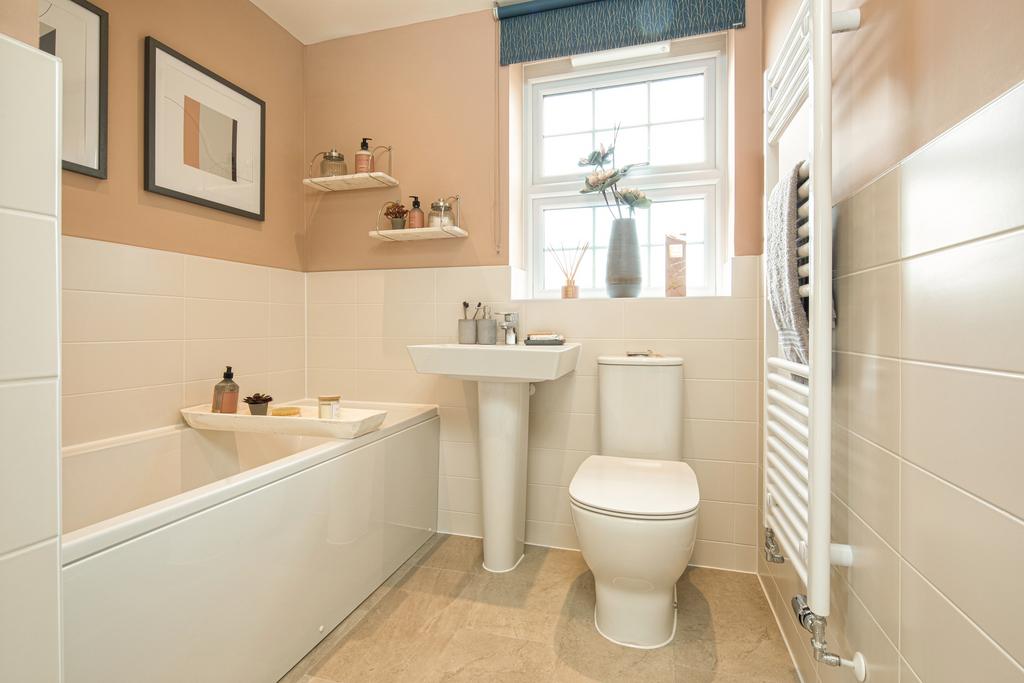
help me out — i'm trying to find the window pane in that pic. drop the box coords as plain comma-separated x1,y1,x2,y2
593,247,608,288
650,121,705,166
594,126,648,167
686,243,705,289
543,206,592,246
650,198,705,244
542,133,592,177
543,91,592,135
650,75,704,123
594,82,648,129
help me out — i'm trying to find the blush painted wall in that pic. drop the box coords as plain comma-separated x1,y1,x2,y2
0,0,35,46
302,11,506,272
763,0,1024,202
58,0,307,270
303,5,767,270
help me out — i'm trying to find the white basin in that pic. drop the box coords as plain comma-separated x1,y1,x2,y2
406,343,580,383
407,342,581,572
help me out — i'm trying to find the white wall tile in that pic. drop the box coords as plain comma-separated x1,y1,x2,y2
525,299,624,339
185,339,267,382
307,304,358,338
901,230,1024,373
0,541,60,682
63,384,184,445
832,425,900,548
900,82,1024,258
268,337,305,373
833,352,900,453
834,166,900,276
436,266,511,304
901,463,1024,663
63,236,184,296
308,271,356,304
0,381,58,554
63,341,183,395
185,299,268,340
267,370,305,404
0,39,57,216
900,562,1024,683
63,291,184,343
834,264,900,357
269,303,305,338
901,362,1024,519
184,255,269,302
268,268,305,305
440,441,479,479
0,213,58,381
438,475,481,515
307,337,357,370
831,499,900,642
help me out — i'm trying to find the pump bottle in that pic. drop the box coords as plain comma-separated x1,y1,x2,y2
407,196,425,228
355,137,374,173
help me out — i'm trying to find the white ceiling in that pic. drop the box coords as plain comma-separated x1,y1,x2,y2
250,0,497,45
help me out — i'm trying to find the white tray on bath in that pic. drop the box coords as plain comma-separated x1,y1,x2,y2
180,403,387,439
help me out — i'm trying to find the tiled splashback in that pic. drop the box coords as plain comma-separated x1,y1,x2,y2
306,257,763,572
761,82,1024,683
61,236,306,445
60,235,762,572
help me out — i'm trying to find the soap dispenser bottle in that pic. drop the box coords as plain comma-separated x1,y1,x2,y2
355,137,373,173
211,366,240,414
407,196,425,228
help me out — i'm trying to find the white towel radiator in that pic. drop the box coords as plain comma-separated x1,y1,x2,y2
763,1,865,679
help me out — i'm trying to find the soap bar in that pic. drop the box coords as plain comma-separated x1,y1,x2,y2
271,407,301,417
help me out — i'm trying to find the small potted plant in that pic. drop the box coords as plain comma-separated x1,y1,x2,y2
243,393,273,416
384,201,409,229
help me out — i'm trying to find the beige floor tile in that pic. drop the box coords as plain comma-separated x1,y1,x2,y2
289,536,796,683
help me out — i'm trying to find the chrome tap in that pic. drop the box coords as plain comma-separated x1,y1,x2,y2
497,312,519,345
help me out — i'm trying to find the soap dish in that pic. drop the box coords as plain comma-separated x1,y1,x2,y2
525,334,565,346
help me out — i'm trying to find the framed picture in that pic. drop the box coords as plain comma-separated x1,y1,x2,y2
144,37,265,220
38,0,108,178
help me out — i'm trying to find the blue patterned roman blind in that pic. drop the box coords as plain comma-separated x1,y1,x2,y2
498,0,746,66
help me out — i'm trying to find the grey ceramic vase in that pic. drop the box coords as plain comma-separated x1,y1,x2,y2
606,217,642,297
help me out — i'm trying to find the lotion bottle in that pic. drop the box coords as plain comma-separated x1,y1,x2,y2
355,137,373,173
407,196,425,228
211,366,240,414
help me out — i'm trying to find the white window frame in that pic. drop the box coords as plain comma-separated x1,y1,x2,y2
524,46,728,298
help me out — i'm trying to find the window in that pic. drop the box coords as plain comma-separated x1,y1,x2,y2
525,51,726,297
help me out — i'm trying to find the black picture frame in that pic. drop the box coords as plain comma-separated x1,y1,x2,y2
143,36,266,221
40,0,108,179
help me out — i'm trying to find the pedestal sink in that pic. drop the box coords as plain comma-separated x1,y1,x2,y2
407,343,581,572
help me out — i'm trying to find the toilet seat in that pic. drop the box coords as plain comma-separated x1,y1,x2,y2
569,455,700,520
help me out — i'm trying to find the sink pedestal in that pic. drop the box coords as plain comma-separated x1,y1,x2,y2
405,343,581,573
477,381,530,572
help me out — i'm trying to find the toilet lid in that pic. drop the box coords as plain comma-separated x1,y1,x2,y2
569,455,699,518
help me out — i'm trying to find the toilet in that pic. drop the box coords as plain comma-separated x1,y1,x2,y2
569,354,699,649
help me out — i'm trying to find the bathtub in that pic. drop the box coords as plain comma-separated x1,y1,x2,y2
60,401,439,683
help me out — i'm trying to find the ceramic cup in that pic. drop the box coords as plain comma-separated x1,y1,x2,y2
458,319,477,344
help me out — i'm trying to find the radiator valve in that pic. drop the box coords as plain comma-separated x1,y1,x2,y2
791,594,868,681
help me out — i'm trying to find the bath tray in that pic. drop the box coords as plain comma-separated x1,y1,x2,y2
180,403,387,439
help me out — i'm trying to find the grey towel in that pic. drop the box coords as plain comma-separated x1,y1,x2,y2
766,162,809,365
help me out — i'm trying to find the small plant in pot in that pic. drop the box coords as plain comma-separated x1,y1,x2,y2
243,393,273,415
384,201,409,229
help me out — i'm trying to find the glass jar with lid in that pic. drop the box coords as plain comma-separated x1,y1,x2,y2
309,149,348,178
428,196,458,228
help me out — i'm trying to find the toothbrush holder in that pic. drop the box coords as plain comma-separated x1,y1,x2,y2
476,318,497,345
458,319,477,344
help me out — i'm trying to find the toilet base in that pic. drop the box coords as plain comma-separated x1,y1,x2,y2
592,583,678,649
